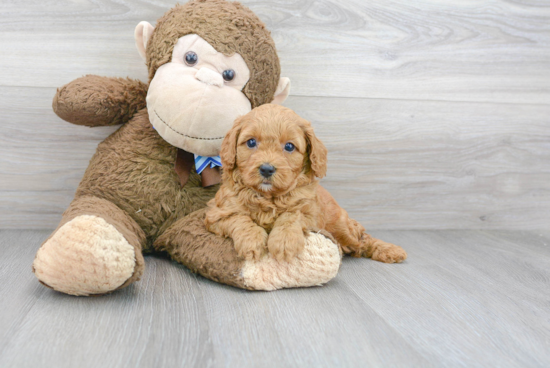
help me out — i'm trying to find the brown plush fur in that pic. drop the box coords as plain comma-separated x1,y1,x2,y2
53,1,280,126
34,196,147,293
35,1,340,294
146,0,280,108
205,105,407,263
62,196,146,290
53,75,147,127
156,208,341,290
74,109,220,250
155,208,247,289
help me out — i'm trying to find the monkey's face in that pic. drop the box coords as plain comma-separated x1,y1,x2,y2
146,34,252,156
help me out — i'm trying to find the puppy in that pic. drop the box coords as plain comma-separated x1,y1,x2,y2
205,104,407,263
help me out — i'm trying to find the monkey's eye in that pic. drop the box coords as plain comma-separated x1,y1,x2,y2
246,138,257,148
222,69,235,81
184,51,198,66
284,142,295,152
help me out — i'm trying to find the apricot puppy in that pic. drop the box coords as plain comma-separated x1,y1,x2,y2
205,104,407,263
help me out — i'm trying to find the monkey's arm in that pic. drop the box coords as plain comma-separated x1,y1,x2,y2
155,208,342,291
53,75,147,127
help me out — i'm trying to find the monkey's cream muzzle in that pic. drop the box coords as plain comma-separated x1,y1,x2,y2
147,62,251,156
194,67,224,87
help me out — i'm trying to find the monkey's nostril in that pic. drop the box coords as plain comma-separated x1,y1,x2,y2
259,164,276,178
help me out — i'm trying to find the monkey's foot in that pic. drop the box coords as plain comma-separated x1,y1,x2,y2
33,215,137,296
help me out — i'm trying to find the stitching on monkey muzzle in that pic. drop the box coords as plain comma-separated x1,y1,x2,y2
154,110,225,140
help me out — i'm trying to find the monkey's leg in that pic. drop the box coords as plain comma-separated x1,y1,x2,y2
155,209,342,291
33,196,146,296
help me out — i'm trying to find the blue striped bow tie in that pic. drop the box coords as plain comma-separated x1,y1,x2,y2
194,155,222,174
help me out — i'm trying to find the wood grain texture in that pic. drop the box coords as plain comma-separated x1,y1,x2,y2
1,0,549,229
2,87,548,229
286,97,550,230
1,0,549,103
1,229,549,367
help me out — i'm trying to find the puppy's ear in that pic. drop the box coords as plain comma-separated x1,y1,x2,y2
220,116,244,170
301,120,328,178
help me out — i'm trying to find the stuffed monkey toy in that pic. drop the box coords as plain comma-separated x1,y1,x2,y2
32,0,343,296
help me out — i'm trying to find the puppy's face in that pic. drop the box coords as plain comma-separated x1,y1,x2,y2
220,104,327,196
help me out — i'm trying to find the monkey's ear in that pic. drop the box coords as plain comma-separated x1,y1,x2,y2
271,77,291,105
134,21,155,61
302,120,328,178
220,117,244,170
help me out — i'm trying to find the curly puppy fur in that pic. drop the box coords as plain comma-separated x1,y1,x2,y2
205,104,407,263
40,0,290,294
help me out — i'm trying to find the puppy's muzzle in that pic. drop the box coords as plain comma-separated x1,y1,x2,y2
259,164,276,178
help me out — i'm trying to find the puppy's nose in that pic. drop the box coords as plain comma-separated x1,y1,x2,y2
259,164,276,178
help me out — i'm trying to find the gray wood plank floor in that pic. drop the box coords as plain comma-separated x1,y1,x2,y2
1,230,549,368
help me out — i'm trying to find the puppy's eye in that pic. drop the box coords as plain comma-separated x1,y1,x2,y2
222,69,235,81
246,138,257,148
284,142,295,152
184,51,198,66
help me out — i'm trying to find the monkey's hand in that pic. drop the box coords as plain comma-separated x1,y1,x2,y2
53,75,147,127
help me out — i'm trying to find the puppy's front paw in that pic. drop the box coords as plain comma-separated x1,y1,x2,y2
234,226,268,261
267,227,306,262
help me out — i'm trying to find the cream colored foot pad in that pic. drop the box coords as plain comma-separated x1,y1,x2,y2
241,232,342,291
33,215,136,296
